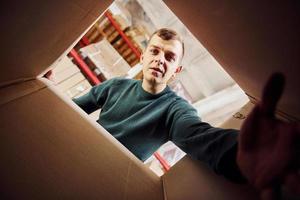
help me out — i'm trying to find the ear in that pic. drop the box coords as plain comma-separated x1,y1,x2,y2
175,66,182,74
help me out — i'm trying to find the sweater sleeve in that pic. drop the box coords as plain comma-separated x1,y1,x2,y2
167,99,246,183
72,79,114,114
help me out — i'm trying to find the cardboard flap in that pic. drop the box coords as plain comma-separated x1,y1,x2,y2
164,0,300,121
0,0,112,86
0,79,46,106
0,80,163,199
162,156,257,200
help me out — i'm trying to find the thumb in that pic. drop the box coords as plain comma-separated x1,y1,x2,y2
239,105,261,151
260,72,285,117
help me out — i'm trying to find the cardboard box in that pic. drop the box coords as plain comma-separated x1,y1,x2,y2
52,56,80,84
1,0,299,199
55,72,86,93
65,79,92,98
80,39,131,79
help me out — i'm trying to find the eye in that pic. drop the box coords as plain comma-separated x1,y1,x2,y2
150,48,159,55
165,53,176,62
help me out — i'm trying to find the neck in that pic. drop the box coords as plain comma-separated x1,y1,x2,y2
142,79,167,94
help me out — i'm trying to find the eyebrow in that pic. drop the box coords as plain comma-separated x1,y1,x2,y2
150,45,161,49
150,45,177,58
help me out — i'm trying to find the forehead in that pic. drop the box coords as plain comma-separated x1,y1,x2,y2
147,34,183,56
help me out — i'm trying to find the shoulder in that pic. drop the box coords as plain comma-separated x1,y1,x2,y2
168,94,198,115
110,77,138,86
170,95,193,108
94,77,136,90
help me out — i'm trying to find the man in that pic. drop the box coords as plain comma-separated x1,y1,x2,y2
74,28,299,198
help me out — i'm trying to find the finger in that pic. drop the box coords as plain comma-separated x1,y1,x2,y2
284,171,300,196
239,105,261,151
261,187,274,200
260,186,281,200
293,124,300,167
260,73,285,117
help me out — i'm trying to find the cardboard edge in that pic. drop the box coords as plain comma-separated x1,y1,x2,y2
162,176,168,200
246,94,299,122
0,79,47,107
37,7,111,80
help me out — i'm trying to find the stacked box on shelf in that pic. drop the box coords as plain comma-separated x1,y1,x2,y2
53,56,80,83
66,79,91,98
80,39,131,80
53,56,92,99
83,11,142,68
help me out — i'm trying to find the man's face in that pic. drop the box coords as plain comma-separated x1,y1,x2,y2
141,34,183,85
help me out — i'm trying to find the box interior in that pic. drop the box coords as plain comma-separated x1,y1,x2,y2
1,0,298,199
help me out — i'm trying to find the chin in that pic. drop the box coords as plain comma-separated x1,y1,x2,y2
147,76,158,83
144,74,158,84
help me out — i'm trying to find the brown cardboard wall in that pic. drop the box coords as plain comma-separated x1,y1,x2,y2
0,0,112,86
0,80,163,199
162,156,257,200
164,0,300,121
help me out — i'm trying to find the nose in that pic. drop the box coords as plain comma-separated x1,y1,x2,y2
153,52,167,73
154,53,164,66
155,59,163,66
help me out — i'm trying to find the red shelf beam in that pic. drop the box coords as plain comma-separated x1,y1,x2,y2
104,11,141,59
69,49,101,85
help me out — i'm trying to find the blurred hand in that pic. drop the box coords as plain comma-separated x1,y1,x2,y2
237,73,300,199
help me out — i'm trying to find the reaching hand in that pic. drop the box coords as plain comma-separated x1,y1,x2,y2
237,73,300,199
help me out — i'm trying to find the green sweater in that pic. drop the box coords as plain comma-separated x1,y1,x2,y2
74,78,242,181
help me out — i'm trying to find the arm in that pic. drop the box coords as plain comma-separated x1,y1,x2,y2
167,100,245,182
169,73,299,198
73,79,113,114
73,88,100,114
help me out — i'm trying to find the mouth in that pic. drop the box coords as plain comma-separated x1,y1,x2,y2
149,67,164,74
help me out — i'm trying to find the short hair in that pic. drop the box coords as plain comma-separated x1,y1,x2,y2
148,28,185,58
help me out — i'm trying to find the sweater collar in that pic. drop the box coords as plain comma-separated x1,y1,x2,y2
137,80,171,99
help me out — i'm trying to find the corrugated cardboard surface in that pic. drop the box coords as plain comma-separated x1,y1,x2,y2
0,79,46,106
220,100,291,130
220,102,254,130
0,0,112,86
164,0,300,121
0,80,163,199
162,156,257,200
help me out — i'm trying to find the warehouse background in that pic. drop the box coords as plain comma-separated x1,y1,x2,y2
47,0,249,176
